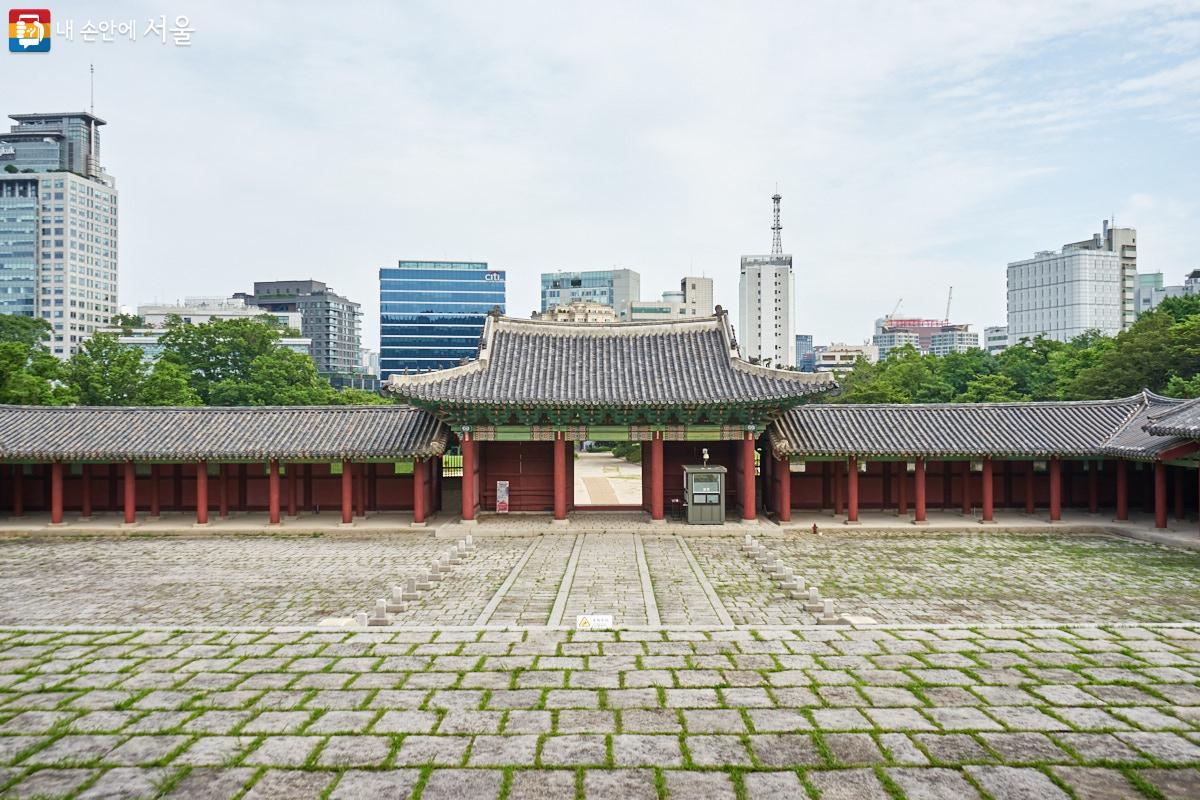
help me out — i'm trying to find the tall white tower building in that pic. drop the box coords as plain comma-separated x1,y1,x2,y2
738,193,794,367
0,111,118,358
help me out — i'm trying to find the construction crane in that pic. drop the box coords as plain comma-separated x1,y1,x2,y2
890,297,903,318
944,286,953,323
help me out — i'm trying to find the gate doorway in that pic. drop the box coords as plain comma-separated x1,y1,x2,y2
573,444,643,508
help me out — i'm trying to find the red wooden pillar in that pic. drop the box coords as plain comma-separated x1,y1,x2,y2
553,434,567,521
981,457,994,523
1024,462,1035,514
195,461,209,525
50,462,64,525
218,464,229,518
913,457,927,523
341,458,353,524
286,464,298,518
123,461,136,524
461,436,477,521
1115,460,1129,520
10,465,24,518
413,458,427,524
149,464,161,518
355,462,366,518
1154,461,1167,529
960,461,971,515
1049,457,1062,522
832,462,843,516
777,456,791,522
1086,461,1099,514
649,433,664,521
741,433,756,521
846,456,860,524
896,461,908,516
1174,467,1186,521
80,464,92,520
304,464,314,512
268,460,281,525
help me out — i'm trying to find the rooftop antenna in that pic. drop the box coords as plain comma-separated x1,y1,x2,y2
770,188,783,256
89,63,94,113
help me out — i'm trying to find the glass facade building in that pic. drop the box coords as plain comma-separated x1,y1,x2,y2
539,269,639,319
0,111,117,357
0,179,39,316
380,261,506,378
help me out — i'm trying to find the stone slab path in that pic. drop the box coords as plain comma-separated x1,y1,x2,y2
0,624,1197,798
2,531,1200,629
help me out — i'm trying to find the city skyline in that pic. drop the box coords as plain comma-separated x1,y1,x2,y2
6,2,1199,352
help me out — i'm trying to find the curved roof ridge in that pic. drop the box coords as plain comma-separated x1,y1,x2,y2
0,403,417,412
801,395,1144,411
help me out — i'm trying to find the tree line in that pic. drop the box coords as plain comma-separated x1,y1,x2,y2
0,315,388,406
825,295,1200,403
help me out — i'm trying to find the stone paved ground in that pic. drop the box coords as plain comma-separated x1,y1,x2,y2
690,532,1200,626
0,536,455,627
0,624,1197,798
4,531,1200,629
2,530,1199,797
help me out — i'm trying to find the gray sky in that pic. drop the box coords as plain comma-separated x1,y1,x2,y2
10,1,1200,350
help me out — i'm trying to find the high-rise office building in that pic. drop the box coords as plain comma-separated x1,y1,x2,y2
379,261,506,378
794,334,815,372
234,280,361,376
1006,247,1122,343
1065,220,1136,330
540,269,639,319
0,111,117,357
738,193,794,367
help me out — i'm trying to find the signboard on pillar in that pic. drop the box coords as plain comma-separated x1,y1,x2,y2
496,480,510,513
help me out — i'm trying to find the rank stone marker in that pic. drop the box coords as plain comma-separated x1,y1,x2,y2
387,586,406,614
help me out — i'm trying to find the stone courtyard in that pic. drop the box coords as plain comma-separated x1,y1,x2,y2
0,529,1197,798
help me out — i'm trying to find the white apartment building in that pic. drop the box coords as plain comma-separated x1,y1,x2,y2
1006,248,1122,343
739,255,794,367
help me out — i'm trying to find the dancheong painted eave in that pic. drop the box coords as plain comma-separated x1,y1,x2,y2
0,404,449,462
383,310,836,409
769,390,1199,462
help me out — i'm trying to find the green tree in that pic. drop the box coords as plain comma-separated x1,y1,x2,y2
135,360,201,406
938,349,995,397
956,373,1022,403
995,336,1064,400
329,387,391,405
0,317,76,405
158,318,283,402
209,348,334,406
1163,373,1200,398
1067,311,1182,399
110,313,145,333
65,333,147,405
0,315,54,350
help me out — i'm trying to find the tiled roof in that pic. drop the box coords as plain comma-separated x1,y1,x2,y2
1102,392,1196,460
1144,396,1200,439
0,405,448,461
769,392,1195,460
386,313,835,407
